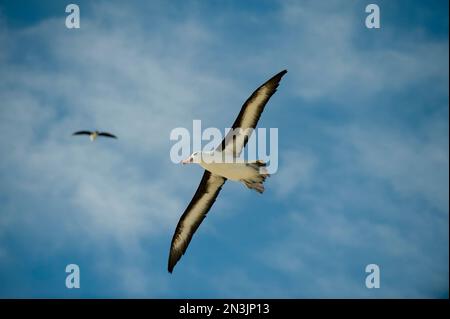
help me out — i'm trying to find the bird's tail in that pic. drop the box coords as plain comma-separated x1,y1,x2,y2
241,160,270,194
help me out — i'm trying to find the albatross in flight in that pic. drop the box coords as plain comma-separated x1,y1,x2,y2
168,70,287,273
72,130,117,141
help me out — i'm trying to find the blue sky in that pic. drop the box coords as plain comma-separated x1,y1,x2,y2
0,0,448,298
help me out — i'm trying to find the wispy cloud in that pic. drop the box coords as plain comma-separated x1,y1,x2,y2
0,2,234,295
277,1,449,103
0,0,447,298
272,150,317,197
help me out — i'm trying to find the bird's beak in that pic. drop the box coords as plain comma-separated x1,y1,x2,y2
181,157,193,165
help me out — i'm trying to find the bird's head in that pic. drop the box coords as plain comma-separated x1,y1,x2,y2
181,151,202,165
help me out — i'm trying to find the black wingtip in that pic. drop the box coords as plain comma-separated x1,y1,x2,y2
270,70,288,82
168,254,176,273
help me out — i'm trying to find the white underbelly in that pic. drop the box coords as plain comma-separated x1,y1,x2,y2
200,162,256,181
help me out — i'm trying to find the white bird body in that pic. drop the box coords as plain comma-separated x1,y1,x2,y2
194,151,266,181
89,132,98,141
201,162,256,181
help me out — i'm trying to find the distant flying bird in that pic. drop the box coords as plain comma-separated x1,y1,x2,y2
72,130,117,141
168,70,287,273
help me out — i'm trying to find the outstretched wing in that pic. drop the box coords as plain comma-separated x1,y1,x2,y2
98,132,117,139
168,171,226,273
217,70,287,156
72,131,92,136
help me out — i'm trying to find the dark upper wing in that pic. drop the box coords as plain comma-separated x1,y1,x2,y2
217,70,287,156
168,170,226,273
98,132,117,139
72,131,92,136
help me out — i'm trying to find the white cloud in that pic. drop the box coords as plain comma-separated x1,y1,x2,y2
272,150,317,197
259,205,447,297
346,122,449,213
0,3,236,292
0,1,447,297
277,1,449,104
